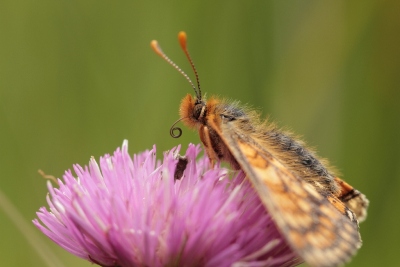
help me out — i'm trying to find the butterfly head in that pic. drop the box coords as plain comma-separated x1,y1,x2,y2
179,94,206,126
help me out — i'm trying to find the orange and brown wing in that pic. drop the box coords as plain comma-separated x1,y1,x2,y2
334,177,369,222
216,123,361,267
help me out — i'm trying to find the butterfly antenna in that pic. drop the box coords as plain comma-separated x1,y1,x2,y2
178,31,202,100
151,37,200,99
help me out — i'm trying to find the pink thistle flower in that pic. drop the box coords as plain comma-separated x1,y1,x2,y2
33,141,302,267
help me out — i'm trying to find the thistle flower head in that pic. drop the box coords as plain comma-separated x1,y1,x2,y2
33,141,301,267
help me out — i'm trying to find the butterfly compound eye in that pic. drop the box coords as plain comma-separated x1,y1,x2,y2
193,103,206,121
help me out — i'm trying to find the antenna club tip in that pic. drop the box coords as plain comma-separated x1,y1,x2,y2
150,40,163,56
178,31,187,49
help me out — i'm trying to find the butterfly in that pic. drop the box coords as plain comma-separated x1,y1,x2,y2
151,32,368,267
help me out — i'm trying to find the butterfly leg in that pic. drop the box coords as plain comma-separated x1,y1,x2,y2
199,125,219,168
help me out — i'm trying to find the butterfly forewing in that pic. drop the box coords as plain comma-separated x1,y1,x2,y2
213,120,361,267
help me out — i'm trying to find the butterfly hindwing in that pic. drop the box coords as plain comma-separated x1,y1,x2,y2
334,177,369,223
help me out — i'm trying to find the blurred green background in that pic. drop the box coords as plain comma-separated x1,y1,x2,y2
1,1,399,266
